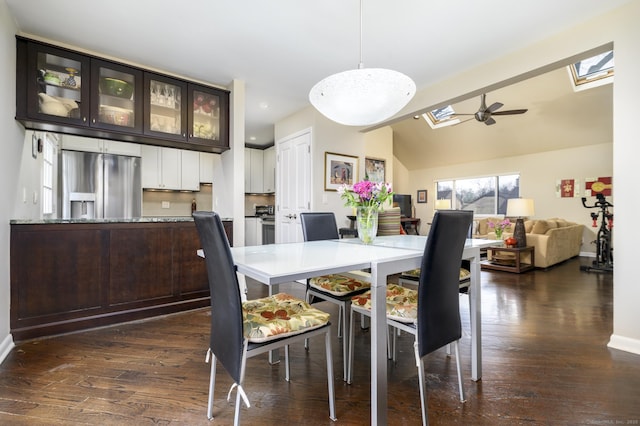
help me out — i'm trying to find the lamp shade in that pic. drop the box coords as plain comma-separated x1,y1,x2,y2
506,198,535,217
435,199,451,210
309,68,416,126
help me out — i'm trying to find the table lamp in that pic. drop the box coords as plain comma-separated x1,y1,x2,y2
506,198,535,248
435,199,451,210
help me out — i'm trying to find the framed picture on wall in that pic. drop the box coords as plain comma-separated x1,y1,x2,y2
324,152,358,191
365,157,386,183
417,189,427,203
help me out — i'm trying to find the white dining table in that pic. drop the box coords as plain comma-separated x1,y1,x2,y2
226,235,498,425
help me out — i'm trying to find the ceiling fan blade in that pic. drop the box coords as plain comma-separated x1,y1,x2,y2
457,117,475,124
487,102,503,113
484,117,496,126
492,109,528,115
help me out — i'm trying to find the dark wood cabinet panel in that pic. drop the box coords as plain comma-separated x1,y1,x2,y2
108,227,174,305
10,220,233,341
16,36,230,154
175,223,209,295
11,228,105,320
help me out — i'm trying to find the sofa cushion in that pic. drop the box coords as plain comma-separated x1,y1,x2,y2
524,220,535,233
531,220,551,234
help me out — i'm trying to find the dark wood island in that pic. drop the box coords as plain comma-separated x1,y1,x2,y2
10,217,232,341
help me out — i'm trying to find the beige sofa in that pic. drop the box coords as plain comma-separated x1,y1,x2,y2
481,218,584,269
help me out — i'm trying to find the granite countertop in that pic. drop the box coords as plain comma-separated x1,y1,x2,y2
10,216,233,225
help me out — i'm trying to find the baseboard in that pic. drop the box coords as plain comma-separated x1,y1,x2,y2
579,251,596,258
608,334,640,355
0,333,15,365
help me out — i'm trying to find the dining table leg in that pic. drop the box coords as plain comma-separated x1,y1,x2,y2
469,250,482,381
370,263,388,426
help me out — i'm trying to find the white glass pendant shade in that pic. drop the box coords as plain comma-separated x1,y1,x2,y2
309,68,416,126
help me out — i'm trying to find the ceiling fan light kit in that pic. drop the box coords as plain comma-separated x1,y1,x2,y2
308,0,416,126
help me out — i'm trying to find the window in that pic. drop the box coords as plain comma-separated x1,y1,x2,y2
422,105,460,129
568,50,614,91
42,134,55,215
436,174,520,215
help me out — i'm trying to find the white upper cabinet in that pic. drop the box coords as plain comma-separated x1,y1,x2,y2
245,147,275,193
263,146,275,193
181,150,200,191
141,145,179,190
199,152,215,183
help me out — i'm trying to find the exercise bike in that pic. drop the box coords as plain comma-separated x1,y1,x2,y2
580,193,613,273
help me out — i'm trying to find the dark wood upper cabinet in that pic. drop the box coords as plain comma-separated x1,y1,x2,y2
16,36,229,153
20,39,91,127
91,58,144,134
144,72,188,142
187,83,229,150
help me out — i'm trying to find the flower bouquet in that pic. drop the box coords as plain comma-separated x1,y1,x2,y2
488,218,511,239
338,180,393,244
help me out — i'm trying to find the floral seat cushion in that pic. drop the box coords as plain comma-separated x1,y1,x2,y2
351,284,418,323
243,293,330,343
309,274,370,296
402,267,471,281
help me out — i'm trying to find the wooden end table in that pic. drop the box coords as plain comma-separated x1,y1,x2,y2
481,246,535,273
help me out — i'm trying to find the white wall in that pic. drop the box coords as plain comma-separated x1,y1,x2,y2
0,0,23,361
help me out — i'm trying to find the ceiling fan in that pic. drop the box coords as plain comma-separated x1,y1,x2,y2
450,93,528,126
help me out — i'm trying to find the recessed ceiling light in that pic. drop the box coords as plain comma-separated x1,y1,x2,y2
259,102,269,109
249,136,256,141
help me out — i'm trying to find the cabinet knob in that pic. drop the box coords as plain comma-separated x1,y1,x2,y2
83,117,87,122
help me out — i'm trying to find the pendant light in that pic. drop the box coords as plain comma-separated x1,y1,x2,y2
308,0,416,126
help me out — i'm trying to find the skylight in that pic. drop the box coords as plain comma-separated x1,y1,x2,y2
569,50,614,90
423,105,459,129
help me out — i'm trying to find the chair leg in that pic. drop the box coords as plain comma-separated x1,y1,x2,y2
337,305,343,338
454,340,466,402
325,329,337,421
285,344,291,382
347,308,356,384
207,351,217,420
414,341,428,426
388,325,395,361
341,301,350,382
233,389,242,426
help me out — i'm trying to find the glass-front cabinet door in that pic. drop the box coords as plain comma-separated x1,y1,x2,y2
91,59,143,133
25,42,90,125
144,73,187,141
188,84,228,147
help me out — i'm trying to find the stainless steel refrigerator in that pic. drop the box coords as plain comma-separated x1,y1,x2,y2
59,150,142,219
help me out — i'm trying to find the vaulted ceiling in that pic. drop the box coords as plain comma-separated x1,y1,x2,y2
391,67,613,170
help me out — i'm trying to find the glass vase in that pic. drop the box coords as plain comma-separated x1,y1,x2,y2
356,206,378,244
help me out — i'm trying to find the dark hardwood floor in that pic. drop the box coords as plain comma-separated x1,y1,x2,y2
1,257,639,425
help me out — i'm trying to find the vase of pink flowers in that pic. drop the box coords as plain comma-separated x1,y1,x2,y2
488,218,511,239
339,180,393,244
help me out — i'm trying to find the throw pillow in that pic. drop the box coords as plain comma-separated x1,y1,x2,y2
531,220,550,234
524,220,535,233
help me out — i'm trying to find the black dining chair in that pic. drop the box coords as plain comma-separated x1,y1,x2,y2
193,211,336,424
299,212,370,382
347,210,473,426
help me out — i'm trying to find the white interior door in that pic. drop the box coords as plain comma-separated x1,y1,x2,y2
276,129,311,243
